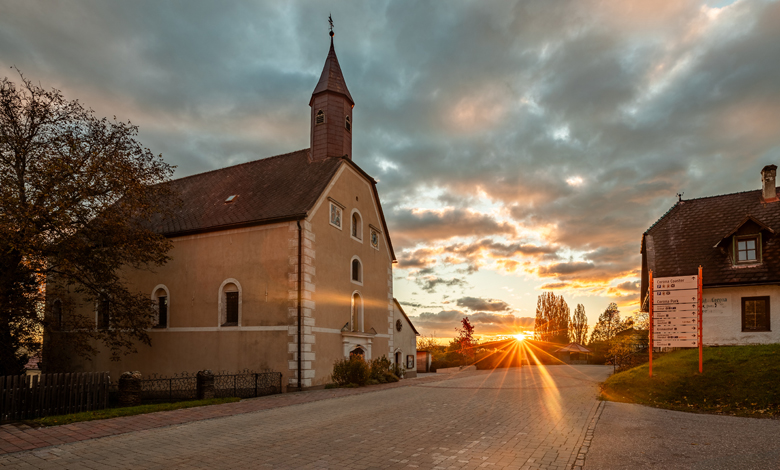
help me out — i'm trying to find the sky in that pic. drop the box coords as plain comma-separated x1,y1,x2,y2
2,0,779,342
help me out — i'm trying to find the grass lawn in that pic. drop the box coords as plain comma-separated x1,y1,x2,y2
601,344,780,418
31,397,240,427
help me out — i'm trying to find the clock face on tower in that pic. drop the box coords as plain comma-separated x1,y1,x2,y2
396,319,402,332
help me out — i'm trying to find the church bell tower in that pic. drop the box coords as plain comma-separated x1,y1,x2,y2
310,25,354,161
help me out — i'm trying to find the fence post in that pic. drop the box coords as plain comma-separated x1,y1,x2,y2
118,371,142,407
196,370,215,400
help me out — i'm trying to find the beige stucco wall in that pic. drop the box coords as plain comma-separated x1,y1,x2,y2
702,285,780,345
66,222,294,384
300,163,394,387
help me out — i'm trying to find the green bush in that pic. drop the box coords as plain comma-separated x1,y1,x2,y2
332,355,370,386
368,355,392,381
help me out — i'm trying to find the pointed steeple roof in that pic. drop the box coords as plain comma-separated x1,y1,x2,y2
310,38,354,106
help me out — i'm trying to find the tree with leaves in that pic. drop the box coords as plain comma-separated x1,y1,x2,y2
452,317,477,362
0,72,176,374
416,334,440,352
534,292,570,344
589,302,625,344
570,304,588,345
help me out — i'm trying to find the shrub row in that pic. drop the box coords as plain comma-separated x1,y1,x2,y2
331,355,400,387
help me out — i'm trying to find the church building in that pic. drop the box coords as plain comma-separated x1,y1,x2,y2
54,31,417,389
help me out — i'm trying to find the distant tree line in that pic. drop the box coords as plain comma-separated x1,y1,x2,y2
533,292,646,346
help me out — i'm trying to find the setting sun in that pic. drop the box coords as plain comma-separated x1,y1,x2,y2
513,332,531,341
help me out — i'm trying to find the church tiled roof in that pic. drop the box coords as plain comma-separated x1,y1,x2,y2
310,39,354,105
152,149,342,236
642,187,780,288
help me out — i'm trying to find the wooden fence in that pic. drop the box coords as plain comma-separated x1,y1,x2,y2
0,372,110,423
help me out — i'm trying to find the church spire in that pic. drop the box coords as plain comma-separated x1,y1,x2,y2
310,17,354,161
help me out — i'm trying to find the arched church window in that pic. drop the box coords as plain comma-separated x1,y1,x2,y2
351,292,363,332
351,258,362,284
345,115,351,132
351,211,362,240
316,110,324,125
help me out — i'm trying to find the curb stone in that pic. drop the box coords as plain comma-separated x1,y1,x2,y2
572,400,605,470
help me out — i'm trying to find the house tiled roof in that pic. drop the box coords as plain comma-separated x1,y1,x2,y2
310,38,354,105
152,149,342,236
643,187,780,287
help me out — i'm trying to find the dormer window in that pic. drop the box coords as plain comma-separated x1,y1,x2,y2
316,110,324,124
225,195,237,204
736,235,758,263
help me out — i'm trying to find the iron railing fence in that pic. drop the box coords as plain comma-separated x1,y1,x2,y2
214,372,282,399
140,373,197,403
135,370,282,403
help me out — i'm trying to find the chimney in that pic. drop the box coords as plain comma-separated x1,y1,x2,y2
761,164,778,202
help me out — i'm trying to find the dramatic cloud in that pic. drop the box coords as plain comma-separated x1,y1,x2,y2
410,310,535,336
456,297,511,312
415,276,468,293
5,0,778,332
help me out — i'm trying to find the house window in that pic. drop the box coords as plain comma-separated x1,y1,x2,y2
351,210,362,241
345,115,351,132
316,109,324,124
742,296,770,332
351,257,362,284
53,300,62,330
736,236,759,263
98,296,110,330
330,202,342,229
351,292,363,332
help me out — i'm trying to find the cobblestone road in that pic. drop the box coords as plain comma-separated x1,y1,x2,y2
0,365,611,470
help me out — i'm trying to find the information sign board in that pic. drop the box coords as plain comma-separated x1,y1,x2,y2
650,271,703,376
654,303,698,313
654,275,698,290
655,339,698,348
652,289,699,305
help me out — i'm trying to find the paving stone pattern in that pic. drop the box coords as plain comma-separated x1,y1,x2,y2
0,365,611,469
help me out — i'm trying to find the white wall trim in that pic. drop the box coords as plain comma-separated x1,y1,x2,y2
218,278,242,327
309,164,346,219
342,165,394,262
150,326,288,332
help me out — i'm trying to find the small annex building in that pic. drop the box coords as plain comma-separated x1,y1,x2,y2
641,164,780,345
47,32,419,390
392,299,419,377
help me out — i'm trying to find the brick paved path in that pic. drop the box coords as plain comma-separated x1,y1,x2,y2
0,365,611,469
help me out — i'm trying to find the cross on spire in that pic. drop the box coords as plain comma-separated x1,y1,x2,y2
328,14,334,37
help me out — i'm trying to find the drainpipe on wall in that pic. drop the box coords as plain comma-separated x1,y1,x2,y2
297,219,303,391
